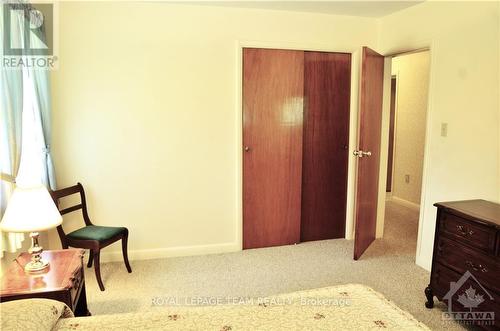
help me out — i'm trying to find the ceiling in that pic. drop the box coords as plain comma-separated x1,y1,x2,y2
180,1,424,18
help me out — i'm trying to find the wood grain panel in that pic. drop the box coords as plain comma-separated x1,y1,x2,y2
243,48,304,249
0,249,84,295
353,47,385,260
301,51,351,242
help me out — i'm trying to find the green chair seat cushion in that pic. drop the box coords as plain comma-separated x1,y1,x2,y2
66,225,126,242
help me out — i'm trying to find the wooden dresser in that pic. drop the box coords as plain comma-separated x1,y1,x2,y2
425,200,500,329
0,249,90,317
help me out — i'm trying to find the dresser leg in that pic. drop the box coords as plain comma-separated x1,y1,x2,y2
425,285,434,309
75,282,91,316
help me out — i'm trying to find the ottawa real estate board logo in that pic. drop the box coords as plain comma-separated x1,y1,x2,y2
2,2,58,69
442,270,495,326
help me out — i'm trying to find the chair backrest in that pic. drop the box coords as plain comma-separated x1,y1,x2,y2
50,182,94,231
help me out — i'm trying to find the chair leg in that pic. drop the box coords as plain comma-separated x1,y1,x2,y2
93,250,105,291
122,232,132,273
87,250,93,268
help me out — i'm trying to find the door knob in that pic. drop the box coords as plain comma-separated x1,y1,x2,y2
244,146,250,152
353,150,372,158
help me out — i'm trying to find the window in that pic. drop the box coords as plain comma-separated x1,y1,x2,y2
15,68,46,187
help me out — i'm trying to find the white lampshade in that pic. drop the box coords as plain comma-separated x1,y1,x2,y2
0,185,62,233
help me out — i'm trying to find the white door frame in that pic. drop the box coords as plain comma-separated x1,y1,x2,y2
375,42,436,268
385,72,399,200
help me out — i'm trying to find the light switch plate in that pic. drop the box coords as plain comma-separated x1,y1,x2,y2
441,123,448,137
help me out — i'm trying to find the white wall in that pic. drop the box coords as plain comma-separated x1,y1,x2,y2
46,2,500,270
49,2,378,261
378,1,500,270
391,51,430,205
375,57,393,238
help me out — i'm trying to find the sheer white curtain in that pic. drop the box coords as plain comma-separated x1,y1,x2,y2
1,5,25,258
16,69,47,187
25,4,57,190
0,5,50,258
0,79,45,257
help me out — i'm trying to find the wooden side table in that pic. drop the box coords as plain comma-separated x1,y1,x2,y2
0,249,90,316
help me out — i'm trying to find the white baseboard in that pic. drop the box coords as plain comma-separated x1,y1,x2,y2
389,196,420,211
99,242,241,263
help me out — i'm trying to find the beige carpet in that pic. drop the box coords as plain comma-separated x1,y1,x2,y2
84,201,467,330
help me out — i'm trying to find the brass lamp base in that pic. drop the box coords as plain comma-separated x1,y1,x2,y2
25,232,49,273
25,259,49,272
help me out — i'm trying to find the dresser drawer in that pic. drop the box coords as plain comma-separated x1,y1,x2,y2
496,232,500,257
70,267,83,307
431,262,460,299
435,237,500,293
439,211,496,253
431,263,500,329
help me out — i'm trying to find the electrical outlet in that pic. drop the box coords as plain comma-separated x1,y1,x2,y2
441,123,448,137
405,175,410,183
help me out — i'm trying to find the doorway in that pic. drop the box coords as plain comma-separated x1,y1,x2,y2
383,50,431,255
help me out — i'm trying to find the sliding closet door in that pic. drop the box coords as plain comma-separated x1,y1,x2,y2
243,48,304,249
301,52,351,241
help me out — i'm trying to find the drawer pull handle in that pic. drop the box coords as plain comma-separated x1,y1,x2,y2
456,225,474,237
465,261,488,273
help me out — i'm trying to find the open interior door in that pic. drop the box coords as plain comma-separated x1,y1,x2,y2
353,47,385,260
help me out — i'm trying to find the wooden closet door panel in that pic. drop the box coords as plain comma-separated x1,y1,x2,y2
301,51,351,242
353,47,385,260
243,48,304,249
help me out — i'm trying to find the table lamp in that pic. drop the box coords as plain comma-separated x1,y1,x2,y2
0,185,62,273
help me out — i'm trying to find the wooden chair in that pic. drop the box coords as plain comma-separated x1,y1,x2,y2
50,183,131,291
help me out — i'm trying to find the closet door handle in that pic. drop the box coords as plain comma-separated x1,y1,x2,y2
353,150,372,158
